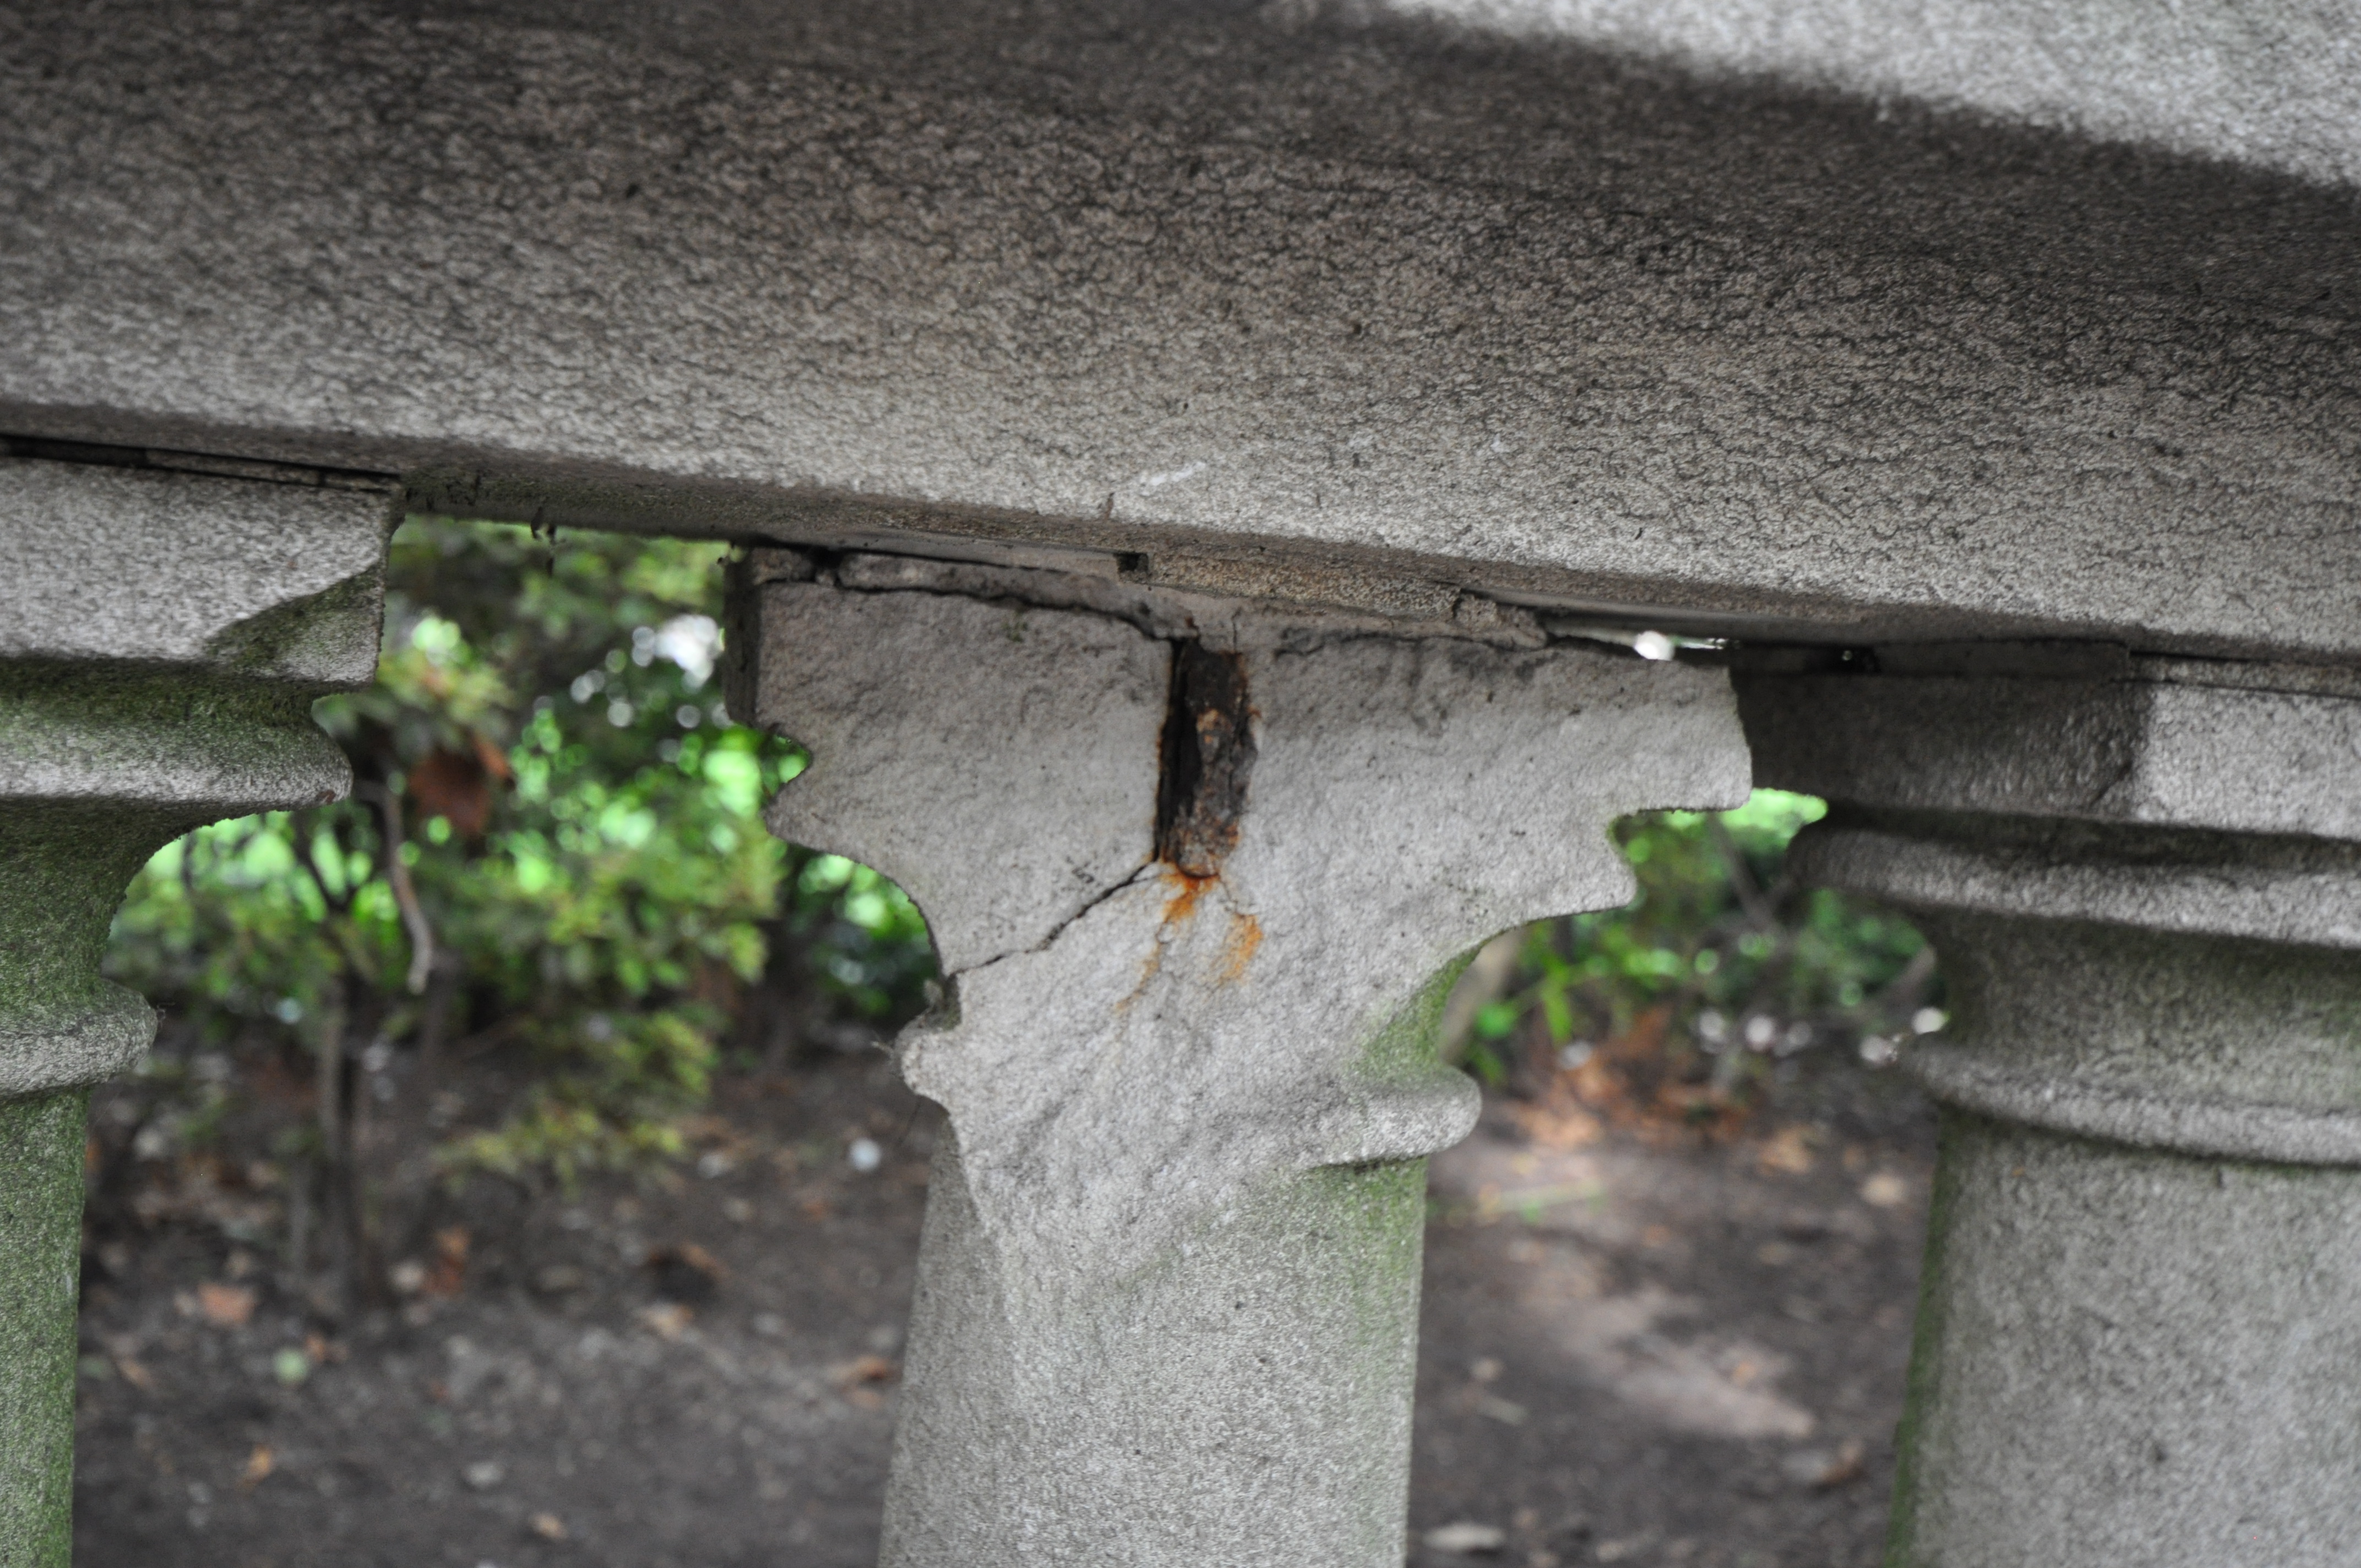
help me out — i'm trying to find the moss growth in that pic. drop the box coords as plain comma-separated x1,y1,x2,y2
0,802,187,1030
0,1091,91,1568
0,651,365,1556
203,567,387,685
1358,951,1475,1087
1883,1107,1969,1568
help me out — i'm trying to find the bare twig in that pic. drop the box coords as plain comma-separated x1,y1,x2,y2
293,810,353,917
1876,946,1939,1020
357,781,436,994
1707,818,1777,929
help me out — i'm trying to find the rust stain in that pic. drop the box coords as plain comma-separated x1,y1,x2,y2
1160,867,1218,925
1118,942,1164,1012
1155,643,1254,876
1215,911,1263,984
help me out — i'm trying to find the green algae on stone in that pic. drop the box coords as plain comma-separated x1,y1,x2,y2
0,1091,91,1568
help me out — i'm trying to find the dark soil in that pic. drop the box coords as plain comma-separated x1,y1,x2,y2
70,1055,1933,1568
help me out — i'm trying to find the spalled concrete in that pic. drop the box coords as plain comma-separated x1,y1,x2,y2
739,571,1748,1566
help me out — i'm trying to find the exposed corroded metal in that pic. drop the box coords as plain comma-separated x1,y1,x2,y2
1155,643,1256,878
744,573,1750,1568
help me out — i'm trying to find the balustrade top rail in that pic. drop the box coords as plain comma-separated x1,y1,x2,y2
2,0,2357,659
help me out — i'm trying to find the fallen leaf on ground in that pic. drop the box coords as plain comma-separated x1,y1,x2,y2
835,1353,897,1408
1477,1395,1530,1426
239,1445,274,1489
196,1283,256,1328
1783,1438,1867,1489
1814,1439,1867,1489
1508,1098,1603,1152
530,1512,568,1541
644,1242,726,1304
1860,1173,1910,1208
1756,1125,1816,1175
1424,1521,1507,1554
640,1303,694,1341
114,1357,155,1391
838,1354,897,1385
422,1227,470,1298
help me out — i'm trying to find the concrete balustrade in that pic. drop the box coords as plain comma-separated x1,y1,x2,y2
1742,652,2361,1567
730,551,1750,1565
0,458,391,1564
2,6,2355,1549
10,459,2361,1565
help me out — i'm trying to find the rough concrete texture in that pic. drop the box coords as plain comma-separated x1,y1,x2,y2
3,3,2359,658
0,461,386,1098
1740,668,2361,841
1892,1113,2361,1567
0,461,390,1560
1740,663,2361,1566
0,1092,89,1568
748,585,1171,978
1905,910,2361,1169
1790,814,2361,951
0,459,392,687
1388,0,2361,188
744,578,1748,1565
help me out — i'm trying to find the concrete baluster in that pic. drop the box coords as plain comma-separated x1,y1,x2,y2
0,458,390,1564
732,554,1751,1567
1741,651,2361,1568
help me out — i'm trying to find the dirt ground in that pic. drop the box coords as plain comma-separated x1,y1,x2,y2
70,1053,1934,1568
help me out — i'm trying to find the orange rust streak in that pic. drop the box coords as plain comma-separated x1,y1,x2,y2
1118,943,1164,1012
1160,867,1218,924
1215,912,1263,985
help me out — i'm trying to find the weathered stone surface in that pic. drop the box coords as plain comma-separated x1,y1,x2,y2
0,460,390,1097
744,576,1748,1566
1389,0,2361,188
0,1093,90,1568
1894,1114,2361,1567
1788,815,2361,950
0,460,391,1565
1743,663,2361,841
3,4,2357,657
744,585,1171,977
0,459,389,685
1740,660,2361,1567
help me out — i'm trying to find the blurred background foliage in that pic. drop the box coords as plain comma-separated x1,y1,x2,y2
99,519,1934,1292
1443,792,1940,1142
101,520,934,1291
